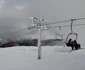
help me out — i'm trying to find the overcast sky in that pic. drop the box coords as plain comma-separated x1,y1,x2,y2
0,0,85,44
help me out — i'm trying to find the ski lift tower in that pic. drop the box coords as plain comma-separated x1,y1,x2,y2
30,17,47,59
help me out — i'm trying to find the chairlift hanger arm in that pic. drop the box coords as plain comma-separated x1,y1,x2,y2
71,19,73,33
59,26,61,31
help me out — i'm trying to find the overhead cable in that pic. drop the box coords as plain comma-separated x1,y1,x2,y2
44,18,85,25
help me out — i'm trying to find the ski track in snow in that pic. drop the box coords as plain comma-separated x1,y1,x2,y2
0,46,85,70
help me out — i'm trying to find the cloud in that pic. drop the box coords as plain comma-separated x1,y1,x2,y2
0,3,29,39
0,0,5,8
15,5,28,10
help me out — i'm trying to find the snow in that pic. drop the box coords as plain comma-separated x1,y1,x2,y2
0,46,85,70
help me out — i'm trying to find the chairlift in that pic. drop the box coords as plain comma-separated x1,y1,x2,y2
65,19,78,44
64,19,81,51
55,26,63,41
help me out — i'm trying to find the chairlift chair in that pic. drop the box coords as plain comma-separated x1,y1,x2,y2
65,19,78,43
65,19,81,49
55,26,63,41
65,33,78,44
55,33,63,41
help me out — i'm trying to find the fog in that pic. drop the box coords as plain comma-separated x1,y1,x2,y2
0,0,85,45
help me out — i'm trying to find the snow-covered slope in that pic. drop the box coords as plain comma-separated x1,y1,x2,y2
0,46,85,70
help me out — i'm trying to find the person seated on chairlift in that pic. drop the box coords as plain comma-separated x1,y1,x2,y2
66,38,74,50
73,40,81,50
68,38,72,43
67,38,74,45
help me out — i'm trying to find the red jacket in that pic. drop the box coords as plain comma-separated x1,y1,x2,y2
68,39,72,43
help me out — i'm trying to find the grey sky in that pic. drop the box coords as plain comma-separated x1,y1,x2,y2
0,0,85,45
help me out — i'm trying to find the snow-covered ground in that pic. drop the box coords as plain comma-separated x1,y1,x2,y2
0,46,85,70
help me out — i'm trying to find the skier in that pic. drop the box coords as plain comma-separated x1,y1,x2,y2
73,40,81,50
66,38,74,50
68,39,72,43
